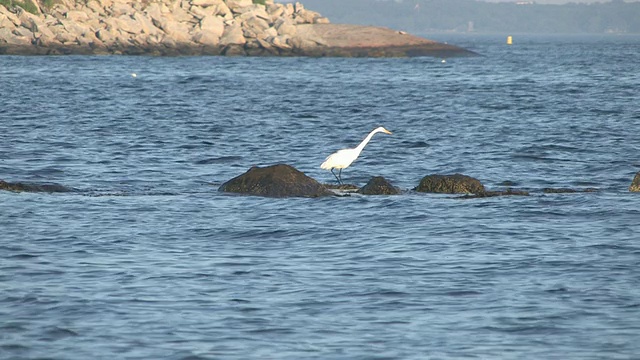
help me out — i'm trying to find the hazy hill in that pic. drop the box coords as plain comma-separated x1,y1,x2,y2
299,0,640,34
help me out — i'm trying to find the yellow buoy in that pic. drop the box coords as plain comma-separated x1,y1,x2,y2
507,36,513,45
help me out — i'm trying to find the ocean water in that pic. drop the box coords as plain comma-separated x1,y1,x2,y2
1,34,640,359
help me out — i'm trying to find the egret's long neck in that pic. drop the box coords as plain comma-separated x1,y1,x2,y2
354,129,379,153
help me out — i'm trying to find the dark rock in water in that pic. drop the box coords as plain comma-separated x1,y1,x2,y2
218,164,332,198
458,188,530,199
629,172,640,192
358,176,400,195
543,187,599,194
0,180,73,193
543,188,578,193
414,174,485,194
324,184,359,191
498,180,518,187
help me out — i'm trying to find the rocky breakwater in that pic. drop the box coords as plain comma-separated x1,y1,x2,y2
0,0,475,57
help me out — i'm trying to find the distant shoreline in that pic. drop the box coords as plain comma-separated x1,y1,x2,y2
0,1,476,57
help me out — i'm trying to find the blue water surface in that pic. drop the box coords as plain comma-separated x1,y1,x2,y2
1,34,640,359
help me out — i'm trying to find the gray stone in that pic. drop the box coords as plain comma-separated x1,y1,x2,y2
274,17,296,36
65,10,90,22
200,15,224,38
219,23,245,45
226,0,253,12
191,0,223,6
109,2,135,17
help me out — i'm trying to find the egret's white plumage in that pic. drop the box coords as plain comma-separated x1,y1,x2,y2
321,126,392,184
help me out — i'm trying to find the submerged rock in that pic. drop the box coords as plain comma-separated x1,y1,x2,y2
358,176,400,195
458,189,530,199
0,180,73,193
414,174,485,194
629,172,640,192
324,183,359,191
543,187,599,194
218,164,332,198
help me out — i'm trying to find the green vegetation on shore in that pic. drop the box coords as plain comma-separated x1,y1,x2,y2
0,0,39,14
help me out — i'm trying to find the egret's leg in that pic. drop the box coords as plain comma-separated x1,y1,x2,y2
331,168,341,184
338,169,343,185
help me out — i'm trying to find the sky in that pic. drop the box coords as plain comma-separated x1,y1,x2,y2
479,0,631,3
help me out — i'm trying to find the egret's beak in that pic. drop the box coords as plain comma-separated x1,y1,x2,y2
384,129,392,135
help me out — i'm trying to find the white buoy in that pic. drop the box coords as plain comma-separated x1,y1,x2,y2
131,73,137,78
441,59,447,63
507,36,513,45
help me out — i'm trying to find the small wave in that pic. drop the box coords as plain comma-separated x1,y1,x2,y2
402,140,429,148
195,156,243,165
6,254,39,260
445,290,482,297
293,113,319,119
40,326,79,341
0,344,30,352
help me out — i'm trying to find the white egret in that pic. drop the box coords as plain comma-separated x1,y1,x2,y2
321,126,392,184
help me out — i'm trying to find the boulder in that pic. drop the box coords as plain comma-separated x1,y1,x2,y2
274,17,296,36
358,176,400,195
294,9,321,24
189,5,210,19
144,2,164,24
109,2,135,17
270,34,291,50
0,180,73,193
156,16,192,43
629,172,640,192
111,15,143,35
0,28,31,45
199,14,224,38
226,0,253,12
218,164,333,198
212,2,232,19
59,18,92,37
219,23,245,45
132,12,159,36
242,15,269,38
34,26,57,45
170,5,195,23
415,174,485,194
12,26,34,38
191,0,223,6
284,3,295,16
65,10,90,22
192,29,220,45
1,7,21,27
239,6,270,22
265,3,285,22
53,27,76,44
19,9,42,32
85,1,104,16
